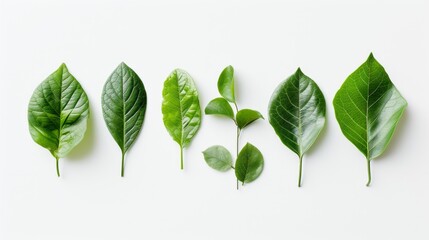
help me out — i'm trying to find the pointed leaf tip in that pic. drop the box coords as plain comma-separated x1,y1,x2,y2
235,142,264,183
333,52,407,185
218,65,236,103
102,63,147,175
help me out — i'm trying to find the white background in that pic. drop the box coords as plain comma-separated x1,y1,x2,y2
1,0,428,239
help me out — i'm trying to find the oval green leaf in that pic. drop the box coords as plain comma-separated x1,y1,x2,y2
205,97,234,120
235,143,264,184
217,65,235,103
102,62,147,177
333,53,407,186
28,63,90,177
202,145,233,172
268,68,326,186
162,69,202,169
236,109,264,129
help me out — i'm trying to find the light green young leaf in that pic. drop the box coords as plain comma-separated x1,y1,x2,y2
102,62,147,177
28,63,90,177
202,145,233,172
217,65,235,103
333,53,407,186
235,143,264,184
236,109,264,129
162,69,202,169
205,97,235,120
268,68,326,187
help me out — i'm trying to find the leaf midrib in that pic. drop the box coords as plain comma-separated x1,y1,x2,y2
297,76,303,157
121,65,126,153
56,66,64,156
366,63,370,160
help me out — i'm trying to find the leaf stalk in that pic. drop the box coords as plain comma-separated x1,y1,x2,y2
180,146,184,170
298,155,303,187
121,152,125,177
56,157,60,177
366,159,372,187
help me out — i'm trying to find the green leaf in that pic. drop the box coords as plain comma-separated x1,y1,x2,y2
162,69,202,170
202,145,233,172
268,68,326,187
333,53,407,186
217,65,235,103
28,63,90,177
102,62,147,177
205,97,235,120
236,109,264,129
235,143,264,184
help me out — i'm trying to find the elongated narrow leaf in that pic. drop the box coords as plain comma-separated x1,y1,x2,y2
333,53,407,186
217,65,235,103
235,143,264,184
205,97,234,120
202,145,233,172
162,69,202,169
28,63,90,177
102,62,147,177
236,109,263,129
268,68,326,187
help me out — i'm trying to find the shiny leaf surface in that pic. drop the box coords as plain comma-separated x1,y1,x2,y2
268,68,326,186
102,62,147,176
162,69,202,169
28,63,90,176
333,53,407,186
217,65,235,103
236,109,264,129
235,143,264,184
205,97,234,120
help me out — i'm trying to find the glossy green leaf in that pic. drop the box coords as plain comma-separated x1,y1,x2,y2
217,65,235,103
162,69,202,169
235,143,264,184
202,145,233,172
236,109,264,129
205,97,234,120
102,62,147,177
333,53,407,186
268,68,326,187
28,63,90,177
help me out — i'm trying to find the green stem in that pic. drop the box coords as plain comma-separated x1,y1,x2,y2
298,155,303,187
56,157,60,177
234,102,240,190
180,146,184,170
236,126,241,190
121,152,125,177
366,159,372,187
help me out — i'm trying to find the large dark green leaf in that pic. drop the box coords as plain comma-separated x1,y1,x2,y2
268,68,326,187
202,145,233,172
236,109,264,129
333,53,407,186
162,69,202,169
102,62,147,177
235,143,264,184
217,65,235,103
28,63,90,177
205,97,234,120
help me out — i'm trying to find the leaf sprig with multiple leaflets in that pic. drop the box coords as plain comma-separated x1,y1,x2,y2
102,62,147,177
203,65,264,189
162,69,202,170
268,68,326,187
333,53,407,186
28,63,90,177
